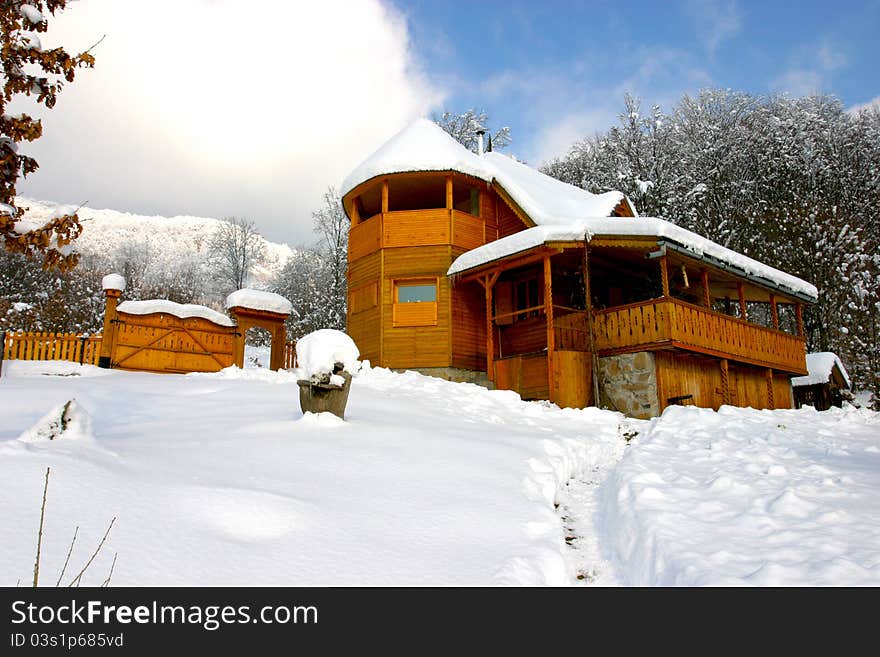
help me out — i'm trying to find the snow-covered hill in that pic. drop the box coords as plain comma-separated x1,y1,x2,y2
15,197,295,284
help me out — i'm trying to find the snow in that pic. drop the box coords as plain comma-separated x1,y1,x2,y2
340,119,631,221
0,202,15,216
11,302,32,312
225,289,292,315
598,404,880,586
447,217,819,301
792,352,852,389
482,150,632,223
20,32,41,51
19,5,44,25
14,197,295,286
116,300,235,327
295,329,360,378
1,361,877,586
0,361,623,586
341,119,494,195
101,273,126,292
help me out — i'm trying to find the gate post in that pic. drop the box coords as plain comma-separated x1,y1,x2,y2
99,274,126,368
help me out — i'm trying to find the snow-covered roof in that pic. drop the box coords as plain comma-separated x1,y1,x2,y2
447,218,819,301
340,119,632,222
481,151,632,223
792,352,851,389
341,119,493,195
117,300,235,327
225,288,292,315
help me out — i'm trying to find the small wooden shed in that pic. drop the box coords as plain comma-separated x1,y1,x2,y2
792,352,852,411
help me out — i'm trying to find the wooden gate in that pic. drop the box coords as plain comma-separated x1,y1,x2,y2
111,312,235,374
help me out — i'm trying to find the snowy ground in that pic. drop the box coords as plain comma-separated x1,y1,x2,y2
0,360,622,586
596,404,880,585
1,360,877,586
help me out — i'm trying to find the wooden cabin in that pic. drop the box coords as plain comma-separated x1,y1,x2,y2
792,352,852,411
341,120,817,418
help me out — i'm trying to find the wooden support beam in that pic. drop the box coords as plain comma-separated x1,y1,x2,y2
381,179,389,214
737,282,748,321
720,359,731,406
350,196,361,226
583,244,601,407
769,294,779,330
701,270,711,308
660,256,670,297
795,302,805,337
445,175,453,209
765,368,775,409
484,272,499,382
544,255,555,399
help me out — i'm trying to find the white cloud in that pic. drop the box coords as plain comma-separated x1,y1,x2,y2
684,0,742,53
771,41,847,97
11,0,443,244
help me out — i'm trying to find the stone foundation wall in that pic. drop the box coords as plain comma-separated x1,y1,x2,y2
598,352,659,419
396,367,493,389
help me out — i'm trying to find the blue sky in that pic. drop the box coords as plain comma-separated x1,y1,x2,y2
399,0,880,164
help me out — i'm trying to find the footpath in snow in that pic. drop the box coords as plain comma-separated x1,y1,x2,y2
0,360,623,586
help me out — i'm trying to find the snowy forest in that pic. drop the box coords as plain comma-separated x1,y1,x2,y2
1,97,878,403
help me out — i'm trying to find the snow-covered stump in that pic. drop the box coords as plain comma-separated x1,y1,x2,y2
298,366,353,419
295,330,360,420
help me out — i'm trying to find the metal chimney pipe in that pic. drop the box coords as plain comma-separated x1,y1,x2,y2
476,128,486,155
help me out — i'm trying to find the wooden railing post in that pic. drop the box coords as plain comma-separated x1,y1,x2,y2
795,303,804,337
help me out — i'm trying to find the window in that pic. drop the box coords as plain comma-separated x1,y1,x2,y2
397,283,436,303
392,278,438,327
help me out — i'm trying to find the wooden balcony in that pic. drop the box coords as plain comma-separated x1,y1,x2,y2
348,209,484,261
591,298,807,374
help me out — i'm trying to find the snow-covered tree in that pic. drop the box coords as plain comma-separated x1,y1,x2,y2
0,1,96,271
272,187,348,338
433,109,511,153
207,216,266,294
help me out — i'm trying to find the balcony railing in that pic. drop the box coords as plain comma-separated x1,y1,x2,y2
348,209,484,261
591,298,807,374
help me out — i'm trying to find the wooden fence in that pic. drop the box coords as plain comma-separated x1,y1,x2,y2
283,341,297,369
2,331,102,365
2,331,298,371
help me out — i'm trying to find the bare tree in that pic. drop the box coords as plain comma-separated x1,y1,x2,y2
207,216,265,293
